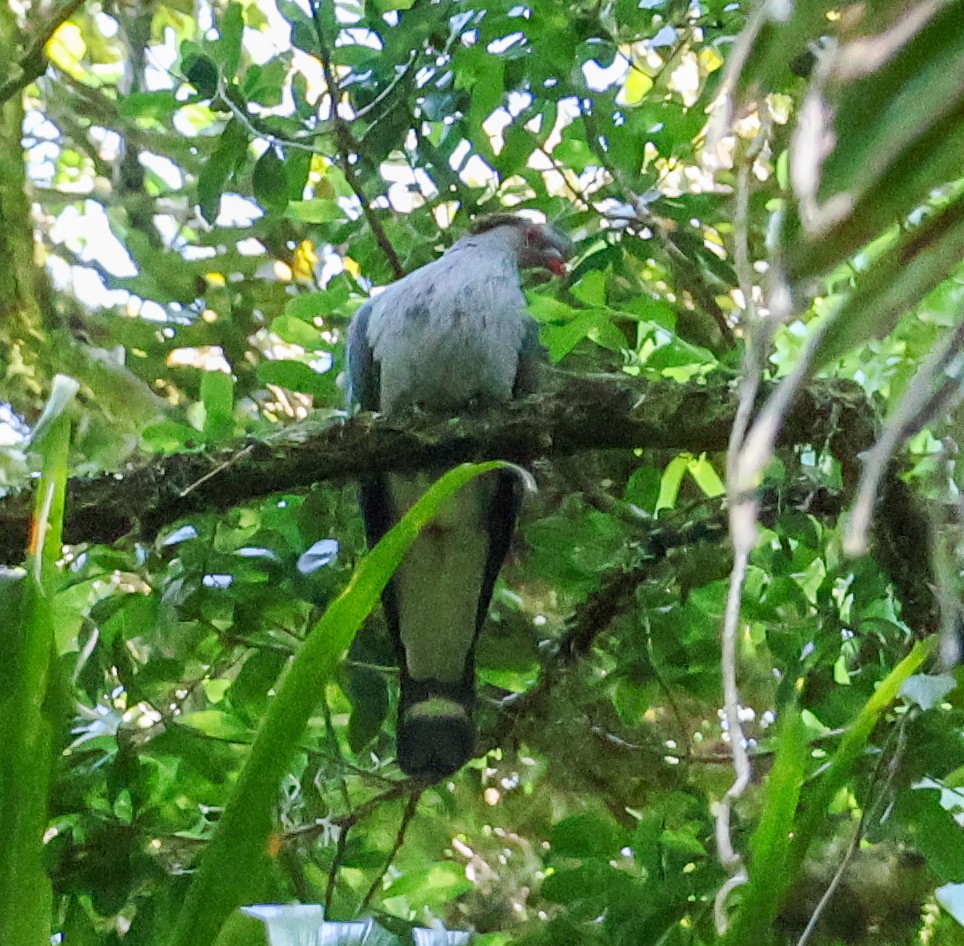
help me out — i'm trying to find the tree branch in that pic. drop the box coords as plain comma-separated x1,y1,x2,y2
0,375,876,564
0,0,88,106
0,376,871,560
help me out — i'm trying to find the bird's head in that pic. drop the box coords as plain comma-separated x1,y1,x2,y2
468,213,573,277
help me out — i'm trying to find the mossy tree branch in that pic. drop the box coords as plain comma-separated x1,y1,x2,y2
0,374,874,560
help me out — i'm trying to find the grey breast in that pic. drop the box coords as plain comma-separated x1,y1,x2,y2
365,247,530,414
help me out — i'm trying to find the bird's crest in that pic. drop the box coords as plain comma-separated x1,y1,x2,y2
468,212,537,235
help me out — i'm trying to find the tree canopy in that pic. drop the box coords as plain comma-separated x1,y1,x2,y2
2,1,964,945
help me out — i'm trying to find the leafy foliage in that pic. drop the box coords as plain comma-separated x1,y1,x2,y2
1,1,964,945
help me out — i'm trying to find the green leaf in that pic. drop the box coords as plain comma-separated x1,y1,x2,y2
274,0,311,30
383,862,473,905
201,370,235,443
252,147,289,215
467,54,504,129
256,360,331,398
624,465,660,514
290,70,313,119
497,122,533,177
807,194,964,370
198,120,248,224
141,420,203,453
570,269,608,306
721,706,808,945
178,711,253,742
285,147,312,201
229,650,288,721
817,7,964,213
0,379,76,946
270,315,323,347
284,281,350,319
285,198,345,224
687,454,725,498
900,782,964,882
215,2,244,80
116,90,180,122
240,60,287,106
342,664,389,752
539,308,619,362
0,571,52,946
541,862,622,905
655,454,689,513
550,812,625,859
199,380,235,431
788,639,937,881
182,50,219,97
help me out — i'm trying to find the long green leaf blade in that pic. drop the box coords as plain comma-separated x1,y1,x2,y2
167,461,511,946
0,376,76,946
721,705,808,946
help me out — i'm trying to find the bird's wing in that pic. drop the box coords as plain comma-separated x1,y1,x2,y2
345,297,399,648
345,300,380,412
513,316,546,397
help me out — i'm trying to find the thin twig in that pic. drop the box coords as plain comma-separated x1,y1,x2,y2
216,78,336,156
320,783,411,911
360,789,421,910
556,457,650,527
796,713,909,946
178,445,253,499
354,50,417,121
285,783,410,843
306,0,405,280
324,818,351,914
321,693,354,811
532,141,598,213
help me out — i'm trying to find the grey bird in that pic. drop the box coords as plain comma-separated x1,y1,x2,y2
345,214,572,781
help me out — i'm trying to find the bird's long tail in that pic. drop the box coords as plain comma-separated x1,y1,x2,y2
396,675,475,781
361,470,523,782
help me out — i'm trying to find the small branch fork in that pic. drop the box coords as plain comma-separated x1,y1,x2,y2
360,789,421,910
278,782,413,913
482,480,847,758
0,0,88,106
306,0,405,280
